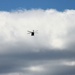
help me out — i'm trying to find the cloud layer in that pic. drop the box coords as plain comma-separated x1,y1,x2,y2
0,9,75,75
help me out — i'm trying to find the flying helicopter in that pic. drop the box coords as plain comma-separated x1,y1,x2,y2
27,30,38,36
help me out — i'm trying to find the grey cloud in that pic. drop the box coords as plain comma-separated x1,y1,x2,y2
0,47,75,74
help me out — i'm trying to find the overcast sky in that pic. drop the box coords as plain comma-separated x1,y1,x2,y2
0,0,75,75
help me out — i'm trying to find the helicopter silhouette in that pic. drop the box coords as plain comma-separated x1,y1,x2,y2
27,30,38,36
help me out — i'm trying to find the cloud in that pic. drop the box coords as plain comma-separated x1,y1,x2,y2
0,9,75,75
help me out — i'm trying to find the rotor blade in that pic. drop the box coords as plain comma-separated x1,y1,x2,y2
27,32,31,34
35,30,38,33
27,31,32,32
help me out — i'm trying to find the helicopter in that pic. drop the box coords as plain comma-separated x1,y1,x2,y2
27,30,38,36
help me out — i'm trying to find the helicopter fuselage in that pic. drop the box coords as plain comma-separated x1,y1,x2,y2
31,32,34,36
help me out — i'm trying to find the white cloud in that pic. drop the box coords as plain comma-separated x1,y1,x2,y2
63,61,75,66
24,65,44,72
0,9,75,52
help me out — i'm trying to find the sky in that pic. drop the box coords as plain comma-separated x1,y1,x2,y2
0,0,75,11
0,0,75,75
